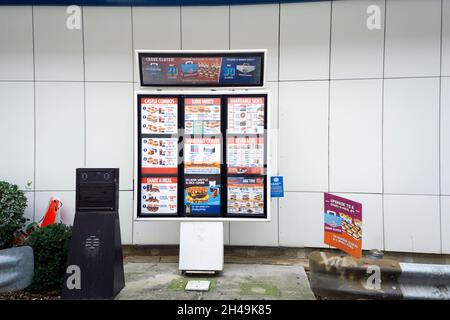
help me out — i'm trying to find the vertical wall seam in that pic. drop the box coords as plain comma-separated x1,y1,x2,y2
381,0,388,251
81,6,87,169
327,0,333,193
130,6,135,245
180,6,183,50
439,0,444,253
277,2,282,246
31,5,37,222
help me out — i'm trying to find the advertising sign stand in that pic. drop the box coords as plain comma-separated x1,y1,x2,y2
135,50,269,274
179,221,224,273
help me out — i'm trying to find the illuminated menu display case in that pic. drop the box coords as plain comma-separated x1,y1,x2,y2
135,91,270,221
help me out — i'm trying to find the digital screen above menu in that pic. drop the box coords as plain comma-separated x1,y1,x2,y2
139,52,264,87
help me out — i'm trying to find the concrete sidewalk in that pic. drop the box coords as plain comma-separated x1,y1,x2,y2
116,263,315,300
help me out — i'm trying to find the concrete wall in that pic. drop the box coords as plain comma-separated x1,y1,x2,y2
1,0,449,253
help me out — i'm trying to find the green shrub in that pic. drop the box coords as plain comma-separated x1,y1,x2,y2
25,223,72,291
0,181,28,249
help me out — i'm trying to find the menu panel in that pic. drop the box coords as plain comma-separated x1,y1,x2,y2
227,97,265,134
141,177,177,215
227,177,264,215
185,176,221,215
185,98,221,134
141,138,178,174
141,97,178,134
227,136,264,174
184,137,221,175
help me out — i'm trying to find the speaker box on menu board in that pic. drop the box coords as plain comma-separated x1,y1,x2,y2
61,168,124,300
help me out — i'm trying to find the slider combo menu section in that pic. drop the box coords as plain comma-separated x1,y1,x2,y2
137,93,268,219
139,97,179,216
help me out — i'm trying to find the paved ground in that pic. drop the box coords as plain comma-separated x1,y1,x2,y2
116,263,315,300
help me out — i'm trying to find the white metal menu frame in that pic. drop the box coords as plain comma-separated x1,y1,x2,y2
133,90,271,222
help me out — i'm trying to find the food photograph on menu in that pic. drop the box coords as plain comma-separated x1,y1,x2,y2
227,97,265,134
184,137,221,174
227,136,264,174
185,98,221,134
139,52,264,87
184,176,221,215
141,97,178,134
141,177,177,215
141,138,178,174
227,177,264,215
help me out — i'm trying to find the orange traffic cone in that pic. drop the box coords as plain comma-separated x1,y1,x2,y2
41,198,63,227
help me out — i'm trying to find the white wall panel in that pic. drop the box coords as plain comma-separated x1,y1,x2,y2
384,195,440,253
34,6,84,81
279,192,327,248
83,7,133,81
132,6,181,82
442,78,450,194
442,196,450,253
267,81,279,176
279,81,328,192
24,192,35,224
85,82,134,190
330,79,383,193
0,82,35,190
383,78,440,195
330,0,385,79
230,200,278,246
181,6,229,49
384,0,441,77
230,4,279,81
35,82,84,191
335,193,384,250
133,221,180,244
280,1,331,80
34,191,76,225
119,191,133,244
0,6,33,80
443,0,450,76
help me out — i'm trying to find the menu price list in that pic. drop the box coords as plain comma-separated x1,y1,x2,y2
141,177,178,215
227,177,264,215
141,97,178,134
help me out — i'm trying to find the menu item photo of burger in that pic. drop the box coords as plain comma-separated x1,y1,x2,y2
141,177,178,215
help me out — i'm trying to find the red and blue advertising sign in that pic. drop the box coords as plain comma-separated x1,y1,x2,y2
324,193,362,259
139,52,264,87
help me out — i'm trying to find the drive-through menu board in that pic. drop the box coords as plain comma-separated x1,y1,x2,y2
136,92,269,220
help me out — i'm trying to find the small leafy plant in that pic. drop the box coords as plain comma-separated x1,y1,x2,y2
25,223,72,291
0,181,28,249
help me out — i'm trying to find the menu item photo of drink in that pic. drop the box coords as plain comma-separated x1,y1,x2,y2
141,177,178,215
184,97,221,134
141,97,178,134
